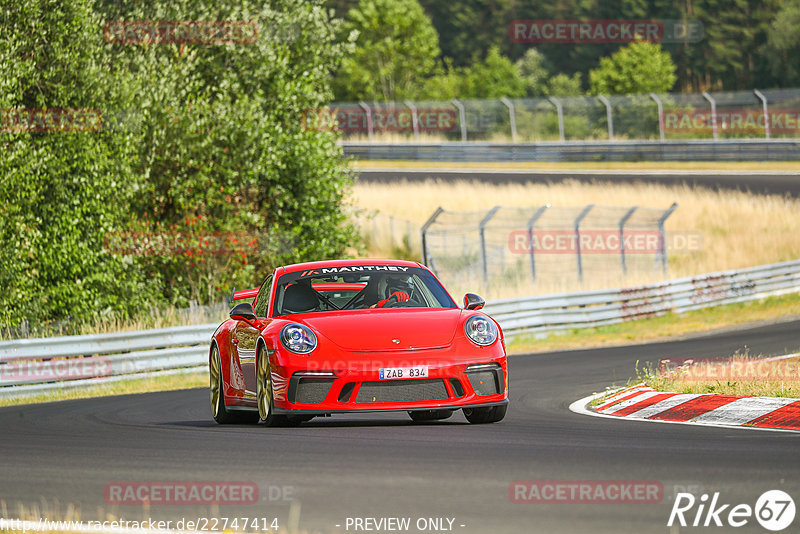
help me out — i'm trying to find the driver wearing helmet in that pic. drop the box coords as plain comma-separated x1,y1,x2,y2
374,275,413,308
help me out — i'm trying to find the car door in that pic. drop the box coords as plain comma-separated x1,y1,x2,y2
232,274,273,401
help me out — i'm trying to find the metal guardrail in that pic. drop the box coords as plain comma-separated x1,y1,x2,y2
342,139,800,162
0,324,217,398
484,259,800,336
1,259,798,398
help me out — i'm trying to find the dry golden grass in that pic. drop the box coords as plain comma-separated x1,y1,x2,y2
640,354,800,398
351,179,800,298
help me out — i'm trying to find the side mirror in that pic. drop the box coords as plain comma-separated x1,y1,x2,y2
463,293,485,310
230,302,257,321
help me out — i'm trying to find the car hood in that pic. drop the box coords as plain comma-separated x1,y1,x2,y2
300,308,462,351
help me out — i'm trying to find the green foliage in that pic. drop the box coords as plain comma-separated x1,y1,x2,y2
332,0,441,101
420,47,526,99
460,47,526,98
546,73,584,98
1,0,358,330
0,0,160,329
589,41,677,95
764,0,800,86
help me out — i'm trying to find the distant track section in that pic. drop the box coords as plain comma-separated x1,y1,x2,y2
355,167,800,196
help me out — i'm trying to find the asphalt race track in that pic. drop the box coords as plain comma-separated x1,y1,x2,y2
355,168,800,197
1,319,799,533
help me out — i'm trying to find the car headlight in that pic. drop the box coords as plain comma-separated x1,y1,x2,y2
280,323,317,354
464,315,497,346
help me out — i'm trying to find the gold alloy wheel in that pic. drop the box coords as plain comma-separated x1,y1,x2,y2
257,347,272,422
210,345,221,419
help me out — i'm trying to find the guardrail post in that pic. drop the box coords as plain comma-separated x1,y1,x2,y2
598,95,614,140
358,101,373,142
701,91,718,140
753,89,770,140
619,206,638,275
574,204,594,282
548,96,565,142
657,203,678,274
500,97,517,143
526,204,550,283
649,93,665,142
404,99,420,141
451,98,467,141
420,207,444,266
479,206,501,290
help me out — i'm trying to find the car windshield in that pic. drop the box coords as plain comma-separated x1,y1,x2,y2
272,265,457,315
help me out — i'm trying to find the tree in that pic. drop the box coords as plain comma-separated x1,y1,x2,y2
332,0,441,101
589,41,677,95
516,49,550,97
461,47,527,98
764,0,800,86
0,0,359,330
0,0,159,330
420,47,526,99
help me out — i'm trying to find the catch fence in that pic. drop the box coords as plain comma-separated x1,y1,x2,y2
421,204,680,294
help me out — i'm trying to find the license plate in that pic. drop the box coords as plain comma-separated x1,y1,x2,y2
379,366,428,380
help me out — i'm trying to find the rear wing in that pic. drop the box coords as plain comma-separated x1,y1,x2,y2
231,287,260,301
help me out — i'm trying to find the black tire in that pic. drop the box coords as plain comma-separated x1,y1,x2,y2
462,404,507,424
210,344,258,424
409,409,454,422
256,345,296,427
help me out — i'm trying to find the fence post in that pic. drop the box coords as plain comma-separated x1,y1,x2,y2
753,89,770,140
451,98,467,141
403,99,420,141
648,92,665,142
420,207,444,266
526,204,550,283
574,204,594,282
358,101,373,142
657,203,678,274
618,206,638,275
500,97,517,143
548,96,565,142
701,91,718,140
479,206,501,290
598,95,614,140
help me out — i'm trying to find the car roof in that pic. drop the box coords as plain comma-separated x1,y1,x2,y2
280,258,423,275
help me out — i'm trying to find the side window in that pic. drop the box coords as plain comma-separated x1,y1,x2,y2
253,274,273,317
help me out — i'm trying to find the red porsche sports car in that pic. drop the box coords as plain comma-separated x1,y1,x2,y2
209,259,508,426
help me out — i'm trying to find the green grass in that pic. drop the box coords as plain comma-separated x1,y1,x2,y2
507,291,800,354
0,372,206,407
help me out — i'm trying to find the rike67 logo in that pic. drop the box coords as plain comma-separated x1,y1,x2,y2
669,490,795,531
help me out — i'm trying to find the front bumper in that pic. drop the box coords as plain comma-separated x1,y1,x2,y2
270,346,508,414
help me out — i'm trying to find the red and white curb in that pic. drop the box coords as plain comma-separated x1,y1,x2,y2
570,384,800,433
